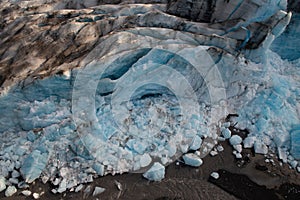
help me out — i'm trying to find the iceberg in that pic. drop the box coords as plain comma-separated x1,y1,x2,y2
290,125,300,159
5,186,17,197
20,150,50,183
143,162,165,181
229,135,243,146
183,153,203,167
93,187,106,196
0,177,6,192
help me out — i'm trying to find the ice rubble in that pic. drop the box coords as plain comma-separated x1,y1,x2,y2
0,0,299,196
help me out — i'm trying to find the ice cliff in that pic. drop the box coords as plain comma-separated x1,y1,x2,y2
0,0,299,195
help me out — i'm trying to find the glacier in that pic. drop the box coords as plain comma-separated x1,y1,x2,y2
0,0,299,196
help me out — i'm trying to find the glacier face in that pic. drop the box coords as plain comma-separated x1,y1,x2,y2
0,0,299,194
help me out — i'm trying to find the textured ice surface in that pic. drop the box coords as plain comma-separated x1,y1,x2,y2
183,153,203,167
143,162,165,181
291,125,300,159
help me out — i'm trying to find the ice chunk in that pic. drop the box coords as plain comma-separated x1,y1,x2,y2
235,153,242,159
20,150,49,183
278,147,288,163
229,135,242,146
216,145,224,152
9,177,19,185
210,172,219,179
33,192,40,199
114,180,122,191
11,170,20,178
5,186,17,197
75,184,84,192
243,136,256,148
290,125,300,159
254,141,268,154
222,122,231,128
93,187,105,196
140,154,152,168
221,128,231,139
183,153,203,167
57,179,67,193
0,176,6,192
189,135,202,150
143,162,165,181
210,150,218,156
21,190,32,196
233,144,242,153
92,163,105,176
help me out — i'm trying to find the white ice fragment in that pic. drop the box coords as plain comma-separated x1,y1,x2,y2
229,135,242,146
210,150,218,156
9,177,19,185
5,186,17,197
53,178,61,186
140,154,152,168
218,137,226,142
289,160,298,169
11,170,20,178
33,192,40,199
42,176,49,184
0,176,6,192
222,122,231,128
92,163,104,176
75,184,84,192
51,189,57,194
297,167,300,173
21,190,32,196
189,135,202,150
243,136,256,148
143,162,165,181
57,178,67,193
265,159,270,163
210,172,220,179
183,153,203,167
221,128,231,139
20,150,49,183
63,70,71,79
180,144,189,153
235,153,242,159
254,141,268,154
161,157,169,165
87,175,93,183
93,187,105,196
216,145,224,152
114,180,122,191
278,148,288,163
233,144,242,153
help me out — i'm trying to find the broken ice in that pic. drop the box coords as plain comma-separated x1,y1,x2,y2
143,162,165,181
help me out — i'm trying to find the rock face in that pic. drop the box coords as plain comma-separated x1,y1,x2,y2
0,0,299,197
